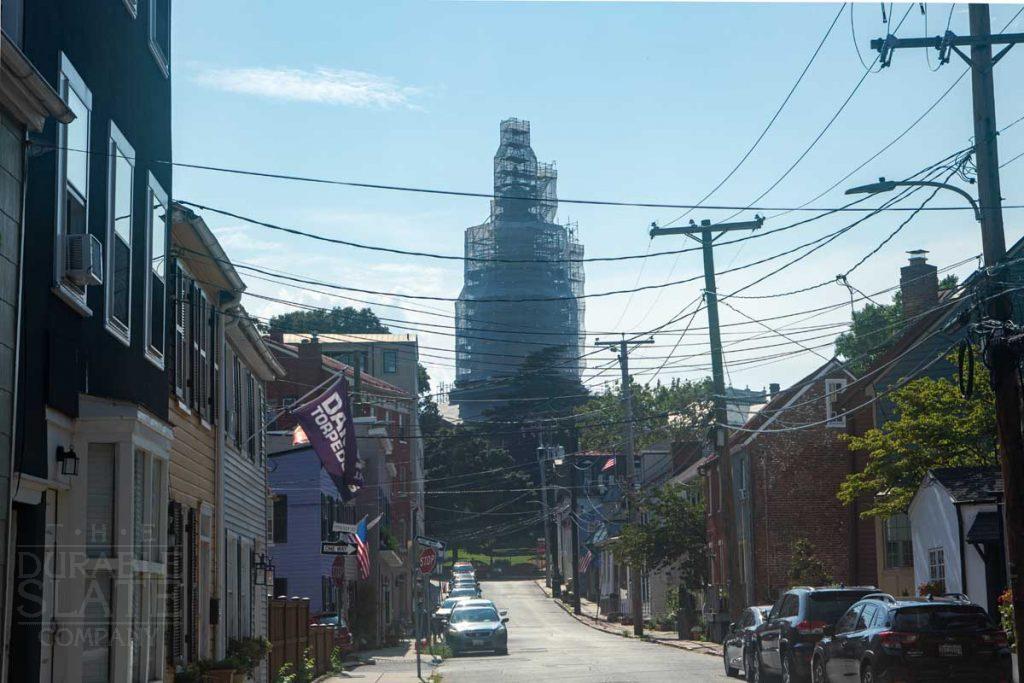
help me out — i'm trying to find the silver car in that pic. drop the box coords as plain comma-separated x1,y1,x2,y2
446,599,509,656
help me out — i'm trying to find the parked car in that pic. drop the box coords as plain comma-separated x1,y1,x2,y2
446,599,509,656
449,586,481,600
752,586,879,683
723,605,771,679
811,594,1012,683
308,612,354,652
433,596,472,633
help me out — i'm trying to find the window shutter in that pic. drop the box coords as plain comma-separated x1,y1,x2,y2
188,282,199,409
165,502,185,665
187,507,198,654
258,383,266,464
210,307,219,424
172,264,185,397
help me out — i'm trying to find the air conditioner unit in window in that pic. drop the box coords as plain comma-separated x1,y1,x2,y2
64,233,103,287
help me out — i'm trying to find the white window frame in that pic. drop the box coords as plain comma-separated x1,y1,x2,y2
825,378,848,428
127,448,167,682
104,122,135,346
928,547,946,583
122,0,138,18
53,53,93,316
148,0,169,77
144,173,168,368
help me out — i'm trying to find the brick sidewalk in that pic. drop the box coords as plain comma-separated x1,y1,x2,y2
318,641,440,682
533,579,720,657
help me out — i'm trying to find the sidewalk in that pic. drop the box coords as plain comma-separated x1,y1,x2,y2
534,579,720,657
318,641,441,683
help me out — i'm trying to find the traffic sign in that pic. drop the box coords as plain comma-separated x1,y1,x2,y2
332,521,358,534
321,541,358,556
415,535,446,551
419,547,437,574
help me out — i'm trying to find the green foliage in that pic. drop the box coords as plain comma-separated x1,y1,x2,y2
838,362,997,517
998,589,1015,647
608,483,706,589
788,538,833,586
226,636,272,675
576,377,712,455
418,363,432,396
274,649,315,683
329,646,344,673
268,305,389,335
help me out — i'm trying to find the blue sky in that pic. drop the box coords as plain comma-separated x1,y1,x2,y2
172,1,1024,396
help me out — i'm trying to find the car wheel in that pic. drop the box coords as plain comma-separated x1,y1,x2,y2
724,649,739,677
812,656,826,683
860,664,875,683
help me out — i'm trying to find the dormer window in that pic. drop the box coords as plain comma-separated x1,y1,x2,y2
825,378,848,427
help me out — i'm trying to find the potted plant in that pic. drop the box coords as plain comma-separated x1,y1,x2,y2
227,637,272,680
203,657,244,683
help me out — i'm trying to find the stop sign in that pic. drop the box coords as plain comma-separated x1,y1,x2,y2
419,547,437,574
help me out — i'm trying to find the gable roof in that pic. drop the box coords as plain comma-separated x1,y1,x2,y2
263,338,409,399
928,466,1003,503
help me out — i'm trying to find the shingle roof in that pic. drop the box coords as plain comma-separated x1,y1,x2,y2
929,466,1003,503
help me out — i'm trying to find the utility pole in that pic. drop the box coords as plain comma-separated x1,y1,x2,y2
649,216,763,623
568,446,581,615
868,9,1024,679
596,335,654,636
536,442,554,590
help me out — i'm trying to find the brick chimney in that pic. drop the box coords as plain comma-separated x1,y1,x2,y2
768,383,781,400
900,249,938,320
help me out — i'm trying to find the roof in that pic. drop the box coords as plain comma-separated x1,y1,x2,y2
928,466,1003,503
281,333,418,345
264,338,409,399
966,511,1002,544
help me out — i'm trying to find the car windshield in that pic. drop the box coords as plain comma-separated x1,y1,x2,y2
451,589,477,597
441,599,461,609
893,606,992,632
315,615,347,628
451,607,499,623
807,593,872,624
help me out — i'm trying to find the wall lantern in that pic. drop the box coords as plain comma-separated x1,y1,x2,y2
56,446,80,477
253,553,274,586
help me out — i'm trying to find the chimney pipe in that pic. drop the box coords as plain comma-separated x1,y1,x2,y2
900,250,938,320
768,383,780,400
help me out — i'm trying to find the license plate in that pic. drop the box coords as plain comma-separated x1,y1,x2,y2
938,643,963,657
472,639,485,646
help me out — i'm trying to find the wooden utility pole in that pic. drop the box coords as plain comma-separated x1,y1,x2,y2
568,446,581,615
649,216,763,622
869,9,1024,679
596,335,654,636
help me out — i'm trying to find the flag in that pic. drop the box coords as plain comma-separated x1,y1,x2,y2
579,549,594,574
349,516,370,580
601,457,616,472
291,375,363,500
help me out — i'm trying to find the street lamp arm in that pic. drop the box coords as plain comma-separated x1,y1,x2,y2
845,177,981,221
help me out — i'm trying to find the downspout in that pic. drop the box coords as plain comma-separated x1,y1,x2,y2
955,502,967,596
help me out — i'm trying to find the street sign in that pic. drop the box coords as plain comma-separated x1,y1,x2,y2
321,541,358,556
332,521,358,534
415,535,446,551
419,547,437,575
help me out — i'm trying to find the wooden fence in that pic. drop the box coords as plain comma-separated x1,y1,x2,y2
268,597,339,679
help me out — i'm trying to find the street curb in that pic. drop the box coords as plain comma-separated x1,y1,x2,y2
532,579,719,658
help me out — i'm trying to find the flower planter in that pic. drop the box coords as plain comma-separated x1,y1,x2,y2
204,668,243,683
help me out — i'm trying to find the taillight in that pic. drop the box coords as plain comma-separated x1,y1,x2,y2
879,631,919,648
980,631,1009,647
796,620,828,635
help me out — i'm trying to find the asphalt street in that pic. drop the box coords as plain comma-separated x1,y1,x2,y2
439,580,730,682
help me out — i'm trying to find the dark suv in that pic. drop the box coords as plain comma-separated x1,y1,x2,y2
752,586,879,683
811,594,1012,682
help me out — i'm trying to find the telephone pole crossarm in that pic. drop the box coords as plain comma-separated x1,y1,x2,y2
871,30,1024,67
649,216,763,238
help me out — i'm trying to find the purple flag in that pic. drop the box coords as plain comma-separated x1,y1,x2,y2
292,375,363,500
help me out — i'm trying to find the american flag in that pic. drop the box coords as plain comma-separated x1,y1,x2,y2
601,457,616,472
350,517,370,580
579,549,593,574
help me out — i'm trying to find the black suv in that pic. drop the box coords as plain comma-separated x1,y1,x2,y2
752,586,879,683
811,594,1012,682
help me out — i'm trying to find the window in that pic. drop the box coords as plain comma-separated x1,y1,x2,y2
224,348,236,437
246,371,257,460
233,356,243,445
282,396,296,408
173,264,191,403
148,0,170,76
779,595,799,618
130,448,167,682
835,605,861,634
81,572,113,683
928,547,946,590
273,578,288,598
145,175,168,365
383,349,398,374
55,55,92,308
883,514,913,569
273,496,288,543
197,506,213,658
825,378,848,427
105,124,134,342
86,443,116,558
857,604,877,630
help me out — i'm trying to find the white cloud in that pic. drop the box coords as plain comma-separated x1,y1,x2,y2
194,66,422,109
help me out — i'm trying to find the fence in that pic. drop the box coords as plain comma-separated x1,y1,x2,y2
268,597,339,679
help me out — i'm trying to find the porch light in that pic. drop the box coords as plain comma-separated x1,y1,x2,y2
254,553,274,586
56,446,79,477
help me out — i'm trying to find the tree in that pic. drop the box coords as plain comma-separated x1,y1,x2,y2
607,483,707,588
268,306,389,335
837,358,997,517
788,538,833,586
834,275,957,375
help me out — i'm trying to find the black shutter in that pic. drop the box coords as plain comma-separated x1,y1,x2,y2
166,501,185,665
187,507,198,658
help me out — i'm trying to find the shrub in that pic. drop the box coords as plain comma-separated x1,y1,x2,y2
998,589,1015,648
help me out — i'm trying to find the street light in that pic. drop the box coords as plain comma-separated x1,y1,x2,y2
845,176,981,222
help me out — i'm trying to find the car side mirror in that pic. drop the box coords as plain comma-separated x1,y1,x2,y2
728,622,737,633
501,617,509,624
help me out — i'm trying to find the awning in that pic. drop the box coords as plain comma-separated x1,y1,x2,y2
966,511,1002,545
